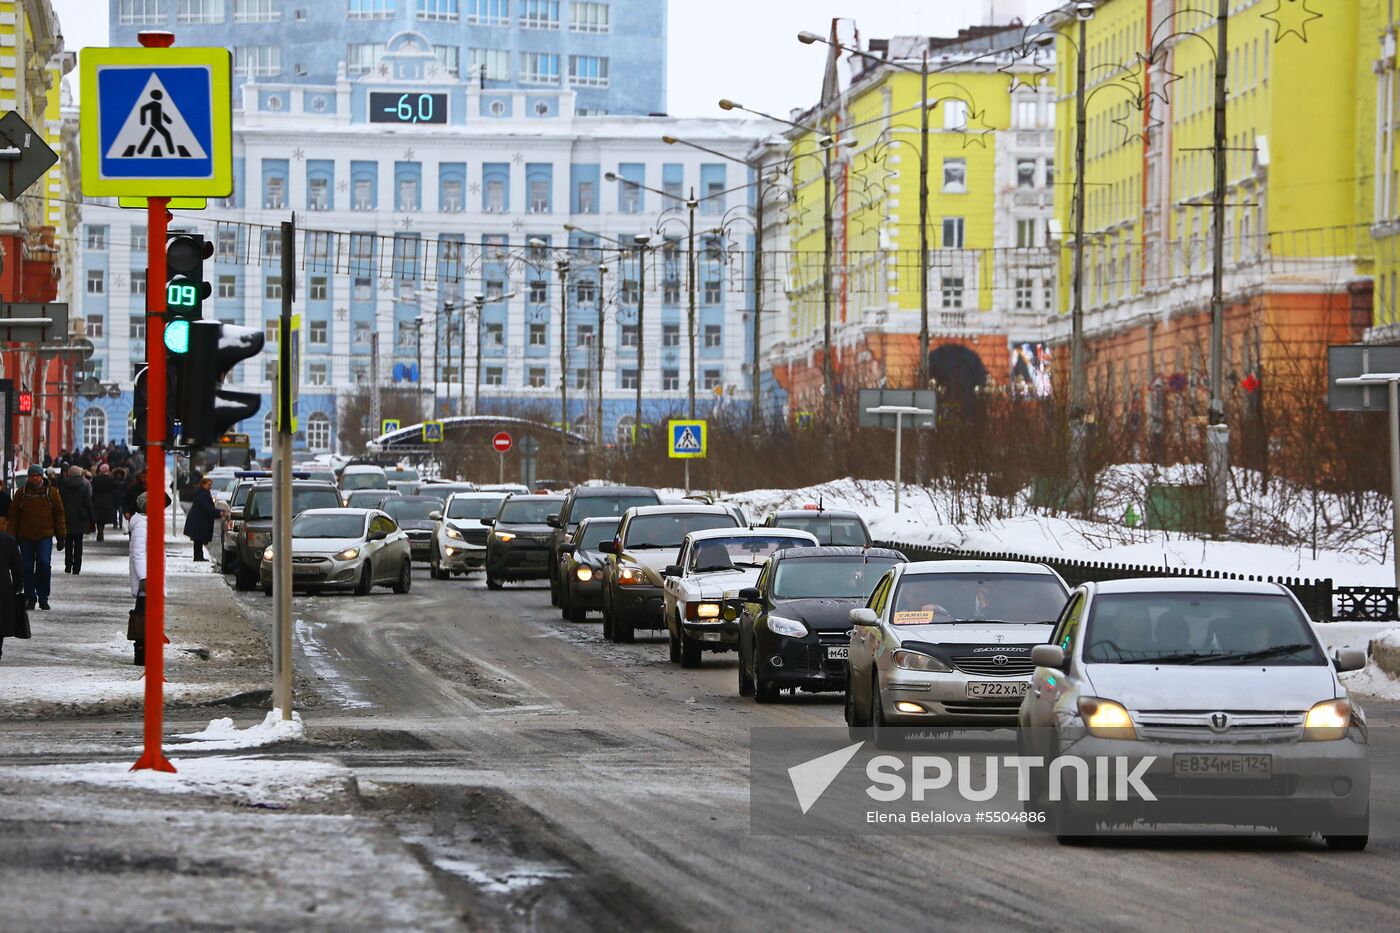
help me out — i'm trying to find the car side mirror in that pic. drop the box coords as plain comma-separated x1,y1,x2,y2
598,540,617,554
738,587,762,602
229,509,243,520
849,608,879,627
1031,644,1068,669
430,510,442,521
480,517,495,526
546,513,562,528
369,530,387,541
1333,648,1366,674
663,564,682,578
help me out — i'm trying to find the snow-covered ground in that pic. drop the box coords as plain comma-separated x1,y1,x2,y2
172,710,306,751
711,476,1393,588
0,754,351,805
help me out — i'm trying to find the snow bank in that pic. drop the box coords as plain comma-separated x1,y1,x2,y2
174,711,305,751
0,755,351,805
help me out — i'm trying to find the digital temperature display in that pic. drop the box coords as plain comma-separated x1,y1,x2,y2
369,92,448,125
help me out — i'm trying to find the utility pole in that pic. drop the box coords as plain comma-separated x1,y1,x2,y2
272,218,294,721
414,317,425,422
751,167,766,431
458,300,470,416
471,293,486,416
431,315,439,419
633,236,650,443
1067,11,1090,510
558,257,571,442
1206,0,1231,520
687,189,698,418
821,139,835,428
370,331,381,439
917,50,931,390
596,264,607,445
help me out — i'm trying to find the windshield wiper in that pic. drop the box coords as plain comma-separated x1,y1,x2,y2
1109,652,1224,664
1190,643,1316,665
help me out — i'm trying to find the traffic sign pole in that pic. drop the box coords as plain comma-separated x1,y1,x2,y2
133,190,174,774
492,432,512,483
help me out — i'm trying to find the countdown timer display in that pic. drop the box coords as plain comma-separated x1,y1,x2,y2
369,91,448,125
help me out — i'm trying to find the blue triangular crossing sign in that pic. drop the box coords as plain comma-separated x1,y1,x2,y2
675,426,701,452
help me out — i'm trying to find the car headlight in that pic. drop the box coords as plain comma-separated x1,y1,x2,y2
767,615,808,637
1304,698,1352,741
493,531,516,542
575,566,594,582
892,648,950,672
262,546,274,561
617,565,647,585
1078,696,1137,741
445,527,464,541
444,546,459,556
247,530,270,547
335,547,360,561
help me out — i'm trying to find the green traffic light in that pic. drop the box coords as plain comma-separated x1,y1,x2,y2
164,318,190,354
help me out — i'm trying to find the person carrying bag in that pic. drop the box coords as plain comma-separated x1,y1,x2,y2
0,527,28,659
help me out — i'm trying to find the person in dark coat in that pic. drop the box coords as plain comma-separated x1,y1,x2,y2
183,476,221,562
58,465,95,575
10,465,65,611
91,464,118,541
0,529,24,659
122,466,148,519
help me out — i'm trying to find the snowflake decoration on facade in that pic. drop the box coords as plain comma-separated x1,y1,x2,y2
511,218,525,230
512,152,525,164
399,217,414,229
377,63,390,76
1262,0,1323,43
402,148,415,161
337,179,348,191
291,147,305,161
468,181,481,194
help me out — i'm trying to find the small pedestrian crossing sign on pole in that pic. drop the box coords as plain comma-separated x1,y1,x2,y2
381,418,400,435
80,46,233,197
423,421,444,443
668,420,707,459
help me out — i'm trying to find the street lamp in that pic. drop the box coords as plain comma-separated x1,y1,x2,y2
556,256,571,437
472,289,516,415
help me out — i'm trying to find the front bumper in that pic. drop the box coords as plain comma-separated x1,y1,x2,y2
610,582,664,628
878,669,1032,725
260,555,363,589
486,542,552,580
439,539,486,571
758,629,850,691
567,576,605,609
1056,733,1370,831
406,533,433,560
680,619,739,650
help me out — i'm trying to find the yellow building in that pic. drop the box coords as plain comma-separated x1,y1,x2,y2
769,22,1058,418
1048,0,1378,447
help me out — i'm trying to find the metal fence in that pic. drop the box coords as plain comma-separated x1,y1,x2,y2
877,540,1400,623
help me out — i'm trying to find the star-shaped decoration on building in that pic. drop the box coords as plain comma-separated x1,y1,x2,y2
1110,108,1166,146
512,152,525,164
336,179,348,191
1262,0,1323,43
291,147,305,161
377,63,390,76
997,45,1052,94
399,216,414,229
468,181,481,194
425,64,438,78
956,109,997,149
402,148,415,161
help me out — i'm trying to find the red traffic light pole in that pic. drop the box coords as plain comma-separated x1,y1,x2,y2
132,29,177,774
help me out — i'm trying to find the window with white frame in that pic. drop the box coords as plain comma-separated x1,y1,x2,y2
575,280,596,304
355,277,372,299
485,366,503,386
703,369,721,390
663,278,680,304
942,99,968,130
87,270,105,295
576,180,596,213
232,0,278,22
119,0,166,25
130,225,148,252
85,316,105,339
942,158,966,193
941,276,965,308
576,324,594,346
942,217,965,248
703,324,721,348
261,229,282,261
86,225,108,250
130,316,146,340
130,271,146,296
396,320,416,347
83,408,108,448
397,177,420,212
620,181,641,213
528,323,546,346
309,319,328,345
307,362,328,386
1015,218,1037,248
662,369,679,391
216,224,237,259
417,0,458,20
353,179,374,211
264,175,285,209
305,412,331,451
620,369,639,390
485,179,506,212
520,0,559,28
441,179,464,211
348,0,395,19
621,324,639,347
528,280,548,303
662,323,679,347
484,322,505,346
573,369,589,389
1015,98,1038,128
264,320,280,345
354,320,372,345
520,51,560,83
465,0,508,24
568,55,609,87
178,0,224,22
570,1,608,32
434,45,460,76
527,367,547,388
308,177,329,210
234,46,281,77
309,276,328,300
1014,277,1034,310
346,43,386,76
529,179,550,213
218,275,237,298
703,279,722,304
1017,159,1036,189
469,47,510,80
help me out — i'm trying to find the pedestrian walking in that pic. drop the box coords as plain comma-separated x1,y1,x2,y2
0,483,11,535
111,467,128,531
92,463,118,541
0,528,25,660
9,464,66,611
183,476,221,563
58,465,94,575
128,493,147,666
122,466,147,519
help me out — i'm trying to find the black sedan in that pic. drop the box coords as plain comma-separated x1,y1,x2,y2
381,496,444,563
483,494,565,589
736,546,906,702
558,516,620,623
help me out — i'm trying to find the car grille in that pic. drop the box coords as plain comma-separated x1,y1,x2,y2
407,530,431,539
460,528,489,546
1134,711,1305,743
783,634,850,677
293,556,323,564
941,701,1024,716
950,648,1036,677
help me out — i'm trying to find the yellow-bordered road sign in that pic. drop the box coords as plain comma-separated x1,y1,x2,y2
80,46,233,198
381,418,401,435
668,419,707,459
423,421,444,443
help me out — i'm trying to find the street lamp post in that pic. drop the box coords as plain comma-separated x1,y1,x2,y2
687,188,698,418
633,234,650,443
470,293,486,415
414,316,426,422
557,257,571,435
442,300,456,418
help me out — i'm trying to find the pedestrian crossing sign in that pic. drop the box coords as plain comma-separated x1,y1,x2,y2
381,419,401,436
80,47,233,197
668,419,707,459
423,421,444,443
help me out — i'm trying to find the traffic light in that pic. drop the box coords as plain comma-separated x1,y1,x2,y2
176,321,265,449
131,365,176,448
164,234,212,357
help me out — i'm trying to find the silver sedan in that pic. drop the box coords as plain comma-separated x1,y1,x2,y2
260,507,413,596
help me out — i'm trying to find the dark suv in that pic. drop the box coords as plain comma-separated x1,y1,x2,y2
233,481,343,590
761,508,873,546
483,494,564,590
546,485,660,607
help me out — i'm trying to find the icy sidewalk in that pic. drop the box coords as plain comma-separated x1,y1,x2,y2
0,531,271,719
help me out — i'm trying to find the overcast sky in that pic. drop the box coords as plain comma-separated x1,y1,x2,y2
52,0,1053,115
